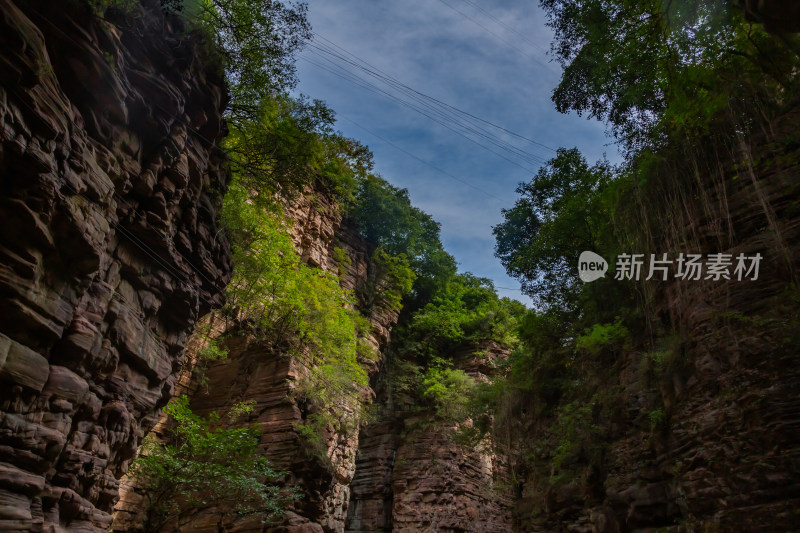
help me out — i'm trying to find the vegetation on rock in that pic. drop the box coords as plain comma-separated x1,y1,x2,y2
465,1,800,529
129,396,293,531
123,0,800,529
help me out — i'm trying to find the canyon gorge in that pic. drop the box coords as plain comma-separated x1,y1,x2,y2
0,1,799,532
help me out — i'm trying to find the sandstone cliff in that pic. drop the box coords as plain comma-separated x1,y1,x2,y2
0,1,231,530
114,185,401,532
513,110,800,532
113,183,515,533
7,2,793,532
347,342,514,533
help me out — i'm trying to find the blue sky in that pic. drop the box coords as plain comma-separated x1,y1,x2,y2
292,0,616,305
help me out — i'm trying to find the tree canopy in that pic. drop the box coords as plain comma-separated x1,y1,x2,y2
493,148,612,309
190,0,312,120
543,0,800,149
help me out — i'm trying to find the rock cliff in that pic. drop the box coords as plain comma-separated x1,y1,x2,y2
8,2,793,532
514,110,800,532
347,343,514,533
114,184,514,533
114,185,401,532
0,1,231,530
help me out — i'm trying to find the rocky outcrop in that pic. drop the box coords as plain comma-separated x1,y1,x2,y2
514,111,800,531
114,183,513,532
113,183,401,532
0,1,230,531
347,421,513,533
347,343,514,533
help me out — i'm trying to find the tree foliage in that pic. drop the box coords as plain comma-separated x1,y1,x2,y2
403,273,525,356
478,1,800,518
129,396,292,531
223,94,376,202
348,174,458,307
222,180,372,392
387,273,526,422
544,0,800,149
188,0,312,120
494,148,613,310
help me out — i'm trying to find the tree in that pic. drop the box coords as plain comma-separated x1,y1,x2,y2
403,273,526,357
493,148,612,310
348,174,458,306
221,180,372,384
542,0,800,150
224,94,335,200
129,396,292,531
188,0,312,120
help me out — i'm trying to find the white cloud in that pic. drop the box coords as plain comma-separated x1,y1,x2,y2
294,0,616,307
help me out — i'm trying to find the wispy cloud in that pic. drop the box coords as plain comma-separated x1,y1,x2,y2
295,0,616,307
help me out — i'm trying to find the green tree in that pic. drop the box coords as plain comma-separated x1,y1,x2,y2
224,95,334,199
188,0,312,120
348,174,458,306
493,148,612,310
222,181,371,383
542,0,800,149
129,396,291,531
403,273,525,356
223,93,375,204
387,273,525,425
221,179,376,447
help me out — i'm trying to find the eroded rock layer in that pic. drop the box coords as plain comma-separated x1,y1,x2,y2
347,343,514,533
0,1,231,530
114,184,401,533
514,111,800,532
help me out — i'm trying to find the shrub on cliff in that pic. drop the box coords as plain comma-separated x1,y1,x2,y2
221,181,372,393
129,396,293,531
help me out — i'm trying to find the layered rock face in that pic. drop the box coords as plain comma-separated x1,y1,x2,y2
115,184,513,532
114,185,401,532
515,113,800,531
0,1,230,530
347,343,514,533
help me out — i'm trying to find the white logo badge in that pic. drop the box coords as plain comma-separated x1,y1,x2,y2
578,251,608,282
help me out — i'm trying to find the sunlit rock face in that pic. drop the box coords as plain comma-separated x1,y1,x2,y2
112,180,514,533
112,183,403,533
346,342,515,533
0,0,231,530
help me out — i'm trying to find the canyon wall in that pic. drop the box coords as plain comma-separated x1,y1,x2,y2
0,1,230,530
114,186,401,532
347,342,514,533
114,184,514,533
514,111,800,532
7,2,793,532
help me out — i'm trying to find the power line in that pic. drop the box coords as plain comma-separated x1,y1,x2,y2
303,46,546,168
303,33,557,171
300,53,544,173
306,44,544,165
313,34,557,153
339,115,511,204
